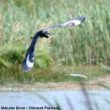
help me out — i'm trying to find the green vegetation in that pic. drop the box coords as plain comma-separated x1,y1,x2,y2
0,0,110,83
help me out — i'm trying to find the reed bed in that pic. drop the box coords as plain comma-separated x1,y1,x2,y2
0,0,109,83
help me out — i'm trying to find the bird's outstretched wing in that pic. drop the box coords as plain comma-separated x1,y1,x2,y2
22,16,85,72
43,16,85,32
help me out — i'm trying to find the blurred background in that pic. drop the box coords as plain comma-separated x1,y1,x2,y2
0,0,110,84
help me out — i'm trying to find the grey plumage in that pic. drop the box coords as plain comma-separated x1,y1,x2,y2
22,16,85,72
22,31,49,72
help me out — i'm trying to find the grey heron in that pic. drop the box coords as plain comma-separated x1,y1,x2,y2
22,16,85,72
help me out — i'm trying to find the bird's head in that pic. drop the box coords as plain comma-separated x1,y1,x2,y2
38,30,50,38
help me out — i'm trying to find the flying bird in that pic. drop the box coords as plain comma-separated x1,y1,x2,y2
22,16,85,72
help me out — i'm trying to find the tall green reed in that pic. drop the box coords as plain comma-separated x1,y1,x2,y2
0,0,109,82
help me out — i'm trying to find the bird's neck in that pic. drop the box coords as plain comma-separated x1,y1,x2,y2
32,32,40,44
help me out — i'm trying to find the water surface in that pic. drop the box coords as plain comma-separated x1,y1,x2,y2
0,90,110,110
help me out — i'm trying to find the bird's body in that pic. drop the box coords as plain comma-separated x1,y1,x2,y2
22,16,85,72
22,34,38,72
22,31,49,72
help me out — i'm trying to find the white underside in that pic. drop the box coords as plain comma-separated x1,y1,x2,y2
26,54,34,68
61,19,81,26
